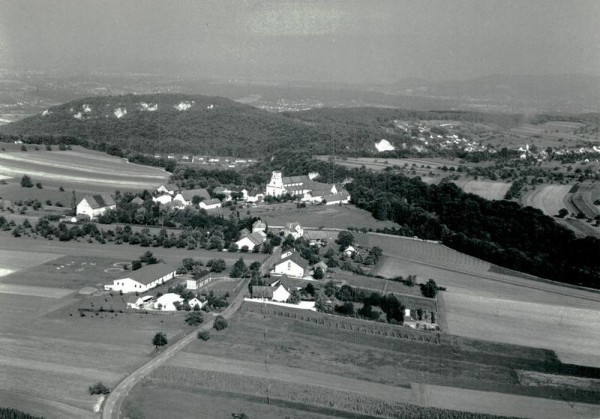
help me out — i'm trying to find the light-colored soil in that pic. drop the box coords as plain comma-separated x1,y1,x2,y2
521,184,572,217
453,180,511,201
443,290,600,368
0,249,62,275
412,383,600,419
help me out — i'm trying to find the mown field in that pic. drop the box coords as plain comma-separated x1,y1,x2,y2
126,307,600,418
0,146,169,198
361,232,600,367
247,202,398,230
452,180,511,201
520,184,572,217
571,184,600,219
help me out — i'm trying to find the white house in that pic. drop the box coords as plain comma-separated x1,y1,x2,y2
265,171,348,204
271,253,309,278
343,246,357,258
156,184,179,196
188,297,205,310
242,189,265,203
322,191,351,205
76,194,116,220
199,198,222,210
283,222,304,239
173,188,211,206
213,186,233,201
252,219,267,233
154,293,183,311
104,264,176,293
235,230,266,252
152,193,173,205
251,283,291,302
126,295,153,309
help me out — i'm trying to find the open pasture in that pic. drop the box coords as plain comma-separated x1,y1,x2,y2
248,202,398,230
0,248,61,278
0,255,126,290
452,179,510,201
520,184,572,217
0,147,169,192
442,291,600,368
571,184,600,219
0,287,189,418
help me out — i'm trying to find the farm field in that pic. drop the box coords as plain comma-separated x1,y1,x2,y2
520,184,572,217
452,179,510,201
442,291,600,368
0,146,169,193
571,184,600,219
412,383,600,419
247,202,398,230
0,248,61,277
316,155,461,170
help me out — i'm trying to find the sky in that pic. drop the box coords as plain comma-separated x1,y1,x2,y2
0,0,599,83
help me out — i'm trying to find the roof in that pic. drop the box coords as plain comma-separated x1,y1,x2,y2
201,198,221,206
285,222,301,230
155,293,183,305
275,253,310,270
179,188,210,201
121,263,175,285
322,191,350,202
282,175,311,185
213,186,230,194
238,231,266,246
314,261,328,270
239,228,251,237
252,286,273,299
252,219,266,227
82,193,116,209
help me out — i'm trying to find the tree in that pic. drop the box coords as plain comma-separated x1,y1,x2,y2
207,258,226,272
287,289,301,304
20,144,27,151
197,330,210,341
313,267,324,280
20,175,33,188
213,315,228,331
337,231,354,249
131,259,142,270
558,208,569,218
88,382,110,395
184,311,204,326
230,257,247,278
35,182,43,189
152,332,168,349
421,279,439,298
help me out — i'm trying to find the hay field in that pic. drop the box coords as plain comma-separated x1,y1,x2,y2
412,383,600,419
442,291,600,368
571,184,600,219
521,184,572,216
453,180,511,201
0,147,169,191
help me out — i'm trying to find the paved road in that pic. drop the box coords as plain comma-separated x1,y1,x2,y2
101,278,249,419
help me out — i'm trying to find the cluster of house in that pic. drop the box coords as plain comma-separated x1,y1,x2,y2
152,183,265,209
265,171,351,205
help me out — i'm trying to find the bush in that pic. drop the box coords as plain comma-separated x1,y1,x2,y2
184,311,204,326
36,182,43,189
213,315,228,331
20,175,33,188
197,330,210,341
88,382,110,395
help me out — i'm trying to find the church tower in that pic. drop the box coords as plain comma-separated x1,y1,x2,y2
266,171,284,196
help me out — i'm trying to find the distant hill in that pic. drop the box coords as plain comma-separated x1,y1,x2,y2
0,93,524,157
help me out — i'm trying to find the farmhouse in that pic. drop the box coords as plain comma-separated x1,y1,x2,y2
76,194,116,220
251,283,291,302
156,184,179,195
252,219,267,233
104,263,176,293
152,193,172,205
126,295,153,309
173,188,211,206
213,186,233,200
235,230,266,252
242,189,265,203
322,191,351,205
199,198,222,210
187,297,205,310
283,222,304,239
271,252,309,278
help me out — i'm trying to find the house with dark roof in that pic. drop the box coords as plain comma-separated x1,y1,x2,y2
322,191,351,205
76,193,116,219
271,252,310,278
236,230,266,251
104,263,176,293
156,183,179,196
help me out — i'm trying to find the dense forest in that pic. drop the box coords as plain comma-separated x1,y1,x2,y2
0,94,524,157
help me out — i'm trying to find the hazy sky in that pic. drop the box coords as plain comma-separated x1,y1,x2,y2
1,0,599,83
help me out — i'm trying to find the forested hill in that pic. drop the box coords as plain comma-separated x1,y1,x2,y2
0,93,522,157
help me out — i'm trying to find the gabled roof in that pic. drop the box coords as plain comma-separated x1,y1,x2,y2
82,193,116,209
213,186,230,194
239,228,251,238
121,263,175,285
275,252,310,270
252,219,266,228
252,286,273,299
322,191,350,202
201,198,221,206
179,188,210,201
238,231,266,246
282,175,311,185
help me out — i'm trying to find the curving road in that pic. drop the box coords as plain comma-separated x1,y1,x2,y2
101,278,249,419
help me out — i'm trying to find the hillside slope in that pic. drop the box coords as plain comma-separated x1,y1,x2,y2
0,94,523,157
